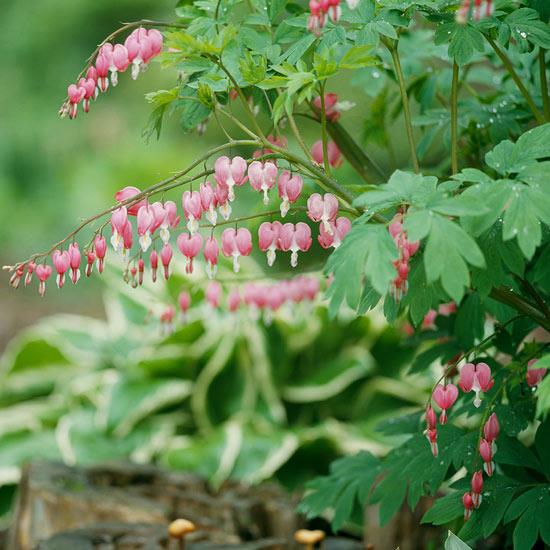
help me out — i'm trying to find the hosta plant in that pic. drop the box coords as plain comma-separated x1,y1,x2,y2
3,0,550,547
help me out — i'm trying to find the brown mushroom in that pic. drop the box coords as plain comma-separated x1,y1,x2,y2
294,528,326,550
168,519,196,549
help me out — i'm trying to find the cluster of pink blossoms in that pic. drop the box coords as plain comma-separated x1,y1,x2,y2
388,214,420,301
308,0,359,35
463,413,500,519
157,275,321,332
17,151,354,296
62,27,163,119
456,0,494,23
425,362,494,457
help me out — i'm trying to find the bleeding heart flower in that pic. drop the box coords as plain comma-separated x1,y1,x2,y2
459,362,494,407
258,221,282,267
318,216,351,249
307,193,339,234
248,161,278,205
221,228,252,273
311,140,342,167
432,383,458,424
68,243,81,284
182,191,203,235
278,222,312,267
176,232,203,274
52,250,70,288
278,171,303,217
214,156,248,202
36,264,52,297
203,236,219,279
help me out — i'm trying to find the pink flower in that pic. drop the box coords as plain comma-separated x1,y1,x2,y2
278,222,312,267
432,383,458,424
112,44,130,78
438,302,457,316
459,362,494,407
200,182,217,226
182,191,203,234
176,232,203,274
248,161,278,205
148,29,164,56
228,289,241,312
214,182,231,221
311,140,342,168
122,218,133,252
318,216,351,249
308,0,325,35
214,156,248,202
110,207,129,252
150,249,159,282
307,192,339,234
68,243,81,284
52,250,70,288
94,235,107,273
258,221,282,267
36,264,52,297
471,471,484,508
479,438,494,476
203,236,219,279
205,281,222,308
115,186,147,216
137,258,145,286
527,358,547,387
137,205,154,252
456,0,494,23
67,84,85,119
95,53,110,92
424,405,438,457
221,228,252,273
9,265,25,289
483,413,500,444
179,290,191,315
86,251,95,277
463,492,474,521
160,243,173,280
312,93,341,122
278,171,303,217
24,262,36,287
77,78,96,113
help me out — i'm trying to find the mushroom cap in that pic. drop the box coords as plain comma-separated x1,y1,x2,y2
168,518,196,538
294,529,326,544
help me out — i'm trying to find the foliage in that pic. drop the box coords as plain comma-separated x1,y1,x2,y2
0,273,421,516
4,0,550,547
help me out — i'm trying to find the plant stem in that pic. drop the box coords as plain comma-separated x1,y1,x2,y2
539,48,550,121
286,109,315,162
319,82,331,176
451,62,459,175
486,37,545,125
490,286,550,332
385,39,420,173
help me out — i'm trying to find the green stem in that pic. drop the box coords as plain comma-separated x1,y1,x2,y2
385,39,420,173
319,82,331,176
451,62,459,175
539,48,550,121
490,286,550,332
486,37,545,125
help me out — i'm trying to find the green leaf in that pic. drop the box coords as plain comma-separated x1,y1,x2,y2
445,531,472,550
339,45,379,69
434,23,485,66
424,215,485,302
106,377,193,438
535,417,550,480
455,294,485,349
325,223,398,316
298,451,382,532
505,8,550,49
